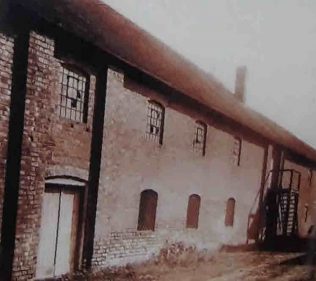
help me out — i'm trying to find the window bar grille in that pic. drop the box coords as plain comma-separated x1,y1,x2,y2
59,66,89,123
146,101,164,144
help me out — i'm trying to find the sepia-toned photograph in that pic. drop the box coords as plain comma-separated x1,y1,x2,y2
1,0,316,280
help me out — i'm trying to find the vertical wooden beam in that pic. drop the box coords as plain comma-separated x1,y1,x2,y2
82,68,107,269
257,145,269,241
0,29,30,281
265,145,283,243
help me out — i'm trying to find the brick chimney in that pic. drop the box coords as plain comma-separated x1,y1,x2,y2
235,66,247,103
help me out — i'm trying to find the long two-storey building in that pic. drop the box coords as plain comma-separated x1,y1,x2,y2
1,0,316,280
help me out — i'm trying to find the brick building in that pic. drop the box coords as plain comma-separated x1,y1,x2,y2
1,0,316,280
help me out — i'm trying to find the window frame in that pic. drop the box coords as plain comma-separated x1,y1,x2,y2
193,121,207,156
146,100,165,145
58,63,90,123
232,136,242,166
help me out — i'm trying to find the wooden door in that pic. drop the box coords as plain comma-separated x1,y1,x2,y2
35,190,60,278
36,185,82,279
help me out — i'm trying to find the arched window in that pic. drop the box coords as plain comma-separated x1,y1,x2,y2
146,101,165,145
186,194,201,229
137,189,158,231
225,198,236,227
193,121,207,156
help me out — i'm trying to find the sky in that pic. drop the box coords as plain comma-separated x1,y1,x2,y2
101,0,316,148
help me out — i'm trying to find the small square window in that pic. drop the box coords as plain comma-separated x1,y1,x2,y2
59,65,89,122
146,101,165,144
193,121,207,156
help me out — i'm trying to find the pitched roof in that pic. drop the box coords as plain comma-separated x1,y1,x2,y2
10,0,316,164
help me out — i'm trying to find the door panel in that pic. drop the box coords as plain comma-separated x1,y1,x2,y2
36,191,60,279
55,191,75,276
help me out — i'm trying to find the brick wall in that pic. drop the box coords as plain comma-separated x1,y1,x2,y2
11,31,56,280
47,68,95,172
93,230,161,267
0,33,14,239
11,30,95,280
92,68,267,267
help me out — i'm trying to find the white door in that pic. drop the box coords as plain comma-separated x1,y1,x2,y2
55,191,75,276
36,186,80,279
36,191,59,279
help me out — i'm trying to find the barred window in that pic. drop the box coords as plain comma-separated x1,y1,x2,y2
193,121,207,156
225,198,236,227
146,101,164,144
186,194,201,229
232,137,242,166
59,65,89,122
137,189,158,231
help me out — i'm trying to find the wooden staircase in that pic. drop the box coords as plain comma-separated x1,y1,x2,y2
278,188,299,237
247,169,301,248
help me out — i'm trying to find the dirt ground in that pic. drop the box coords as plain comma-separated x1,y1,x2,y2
66,251,316,281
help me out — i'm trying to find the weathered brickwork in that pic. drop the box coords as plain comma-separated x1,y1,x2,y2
92,69,266,267
0,33,14,239
93,230,161,268
11,31,95,280
11,31,57,281
47,68,95,172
